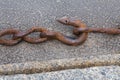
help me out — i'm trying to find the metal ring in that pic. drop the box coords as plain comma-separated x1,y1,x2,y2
0,29,22,45
22,27,48,43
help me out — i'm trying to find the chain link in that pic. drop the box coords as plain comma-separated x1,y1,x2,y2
0,17,120,46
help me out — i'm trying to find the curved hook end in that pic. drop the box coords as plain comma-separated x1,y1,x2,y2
57,16,70,25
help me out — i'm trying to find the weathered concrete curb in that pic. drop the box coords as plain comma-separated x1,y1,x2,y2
0,54,120,75
0,66,120,80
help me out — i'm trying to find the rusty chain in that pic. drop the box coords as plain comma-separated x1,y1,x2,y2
0,17,120,46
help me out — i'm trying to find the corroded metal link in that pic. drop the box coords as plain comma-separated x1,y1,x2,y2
0,29,21,45
73,27,120,35
14,27,48,43
0,17,119,46
54,17,88,46
40,31,88,46
14,27,47,38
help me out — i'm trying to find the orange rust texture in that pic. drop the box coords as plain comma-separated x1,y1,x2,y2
0,17,119,46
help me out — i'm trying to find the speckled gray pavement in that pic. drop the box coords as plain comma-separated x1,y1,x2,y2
0,0,120,65
0,0,120,80
0,66,120,80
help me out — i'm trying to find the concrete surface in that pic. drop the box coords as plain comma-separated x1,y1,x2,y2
0,0,120,64
0,54,119,75
0,66,120,80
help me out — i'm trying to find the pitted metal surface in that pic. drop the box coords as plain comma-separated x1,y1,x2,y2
0,17,119,46
0,17,88,46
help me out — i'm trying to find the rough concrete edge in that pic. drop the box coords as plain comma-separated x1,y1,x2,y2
0,54,120,75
